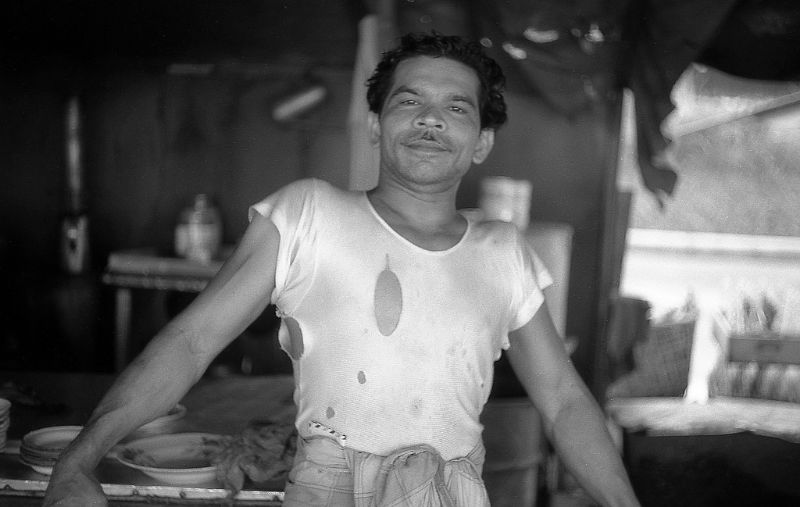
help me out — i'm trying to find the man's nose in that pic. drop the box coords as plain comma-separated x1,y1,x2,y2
415,108,445,130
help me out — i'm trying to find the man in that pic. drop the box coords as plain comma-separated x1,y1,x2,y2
45,32,640,506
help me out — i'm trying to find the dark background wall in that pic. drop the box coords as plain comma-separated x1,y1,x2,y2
0,1,618,386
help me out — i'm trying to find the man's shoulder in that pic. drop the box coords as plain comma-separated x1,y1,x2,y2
462,209,520,242
268,178,359,206
283,178,358,200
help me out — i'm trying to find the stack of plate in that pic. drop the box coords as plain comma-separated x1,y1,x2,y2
19,426,82,475
0,398,9,452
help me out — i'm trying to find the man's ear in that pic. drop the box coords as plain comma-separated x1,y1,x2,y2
472,129,495,164
367,111,381,145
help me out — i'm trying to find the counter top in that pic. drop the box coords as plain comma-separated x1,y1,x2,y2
0,371,296,505
607,396,800,442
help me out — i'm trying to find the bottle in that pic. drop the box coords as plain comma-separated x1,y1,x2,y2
174,194,222,264
60,95,91,274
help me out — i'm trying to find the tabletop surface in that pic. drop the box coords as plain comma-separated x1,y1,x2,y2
606,395,800,442
0,370,296,504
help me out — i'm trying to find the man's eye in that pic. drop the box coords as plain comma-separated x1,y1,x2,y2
449,106,465,113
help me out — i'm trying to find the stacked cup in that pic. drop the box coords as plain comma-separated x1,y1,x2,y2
0,398,10,452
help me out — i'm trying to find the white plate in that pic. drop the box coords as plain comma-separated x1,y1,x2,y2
19,454,53,475
21,426,82,454
116,432,223,485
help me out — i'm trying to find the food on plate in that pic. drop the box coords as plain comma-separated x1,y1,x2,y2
211,419,297,495
115,433,222,485
119,446,161,468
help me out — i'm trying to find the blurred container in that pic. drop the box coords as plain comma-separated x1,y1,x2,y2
479,176,533,230
175,194,222,264
481,397,544,506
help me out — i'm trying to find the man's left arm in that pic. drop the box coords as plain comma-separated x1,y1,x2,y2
506,301,641,507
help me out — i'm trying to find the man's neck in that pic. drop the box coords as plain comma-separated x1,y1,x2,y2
367,180,466,251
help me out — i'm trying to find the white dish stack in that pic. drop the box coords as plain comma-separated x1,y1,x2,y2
19,426,82,475
0,398,10,452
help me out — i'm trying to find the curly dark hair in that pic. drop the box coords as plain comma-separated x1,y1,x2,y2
366,32,507,130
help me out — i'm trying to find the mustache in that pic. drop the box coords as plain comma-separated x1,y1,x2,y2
406,130,447,146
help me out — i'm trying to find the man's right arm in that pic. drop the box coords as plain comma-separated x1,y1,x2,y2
44,213,281,506
507,302,641,507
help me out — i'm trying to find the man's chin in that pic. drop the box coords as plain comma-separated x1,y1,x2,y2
403,166,464,188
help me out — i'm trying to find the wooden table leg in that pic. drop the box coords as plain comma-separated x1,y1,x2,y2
114,287,132,372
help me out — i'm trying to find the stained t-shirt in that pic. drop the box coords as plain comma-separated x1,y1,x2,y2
249,178,551,460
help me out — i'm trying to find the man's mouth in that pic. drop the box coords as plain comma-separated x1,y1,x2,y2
405,133,448,152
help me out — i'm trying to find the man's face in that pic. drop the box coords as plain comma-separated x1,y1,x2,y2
369,56,494,191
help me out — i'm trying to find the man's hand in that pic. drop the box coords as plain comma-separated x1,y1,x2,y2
43,461,107,507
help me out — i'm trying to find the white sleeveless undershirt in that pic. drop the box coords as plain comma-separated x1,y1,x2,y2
250,178,551,460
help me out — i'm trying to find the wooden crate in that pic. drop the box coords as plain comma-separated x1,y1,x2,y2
728,332,800,365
